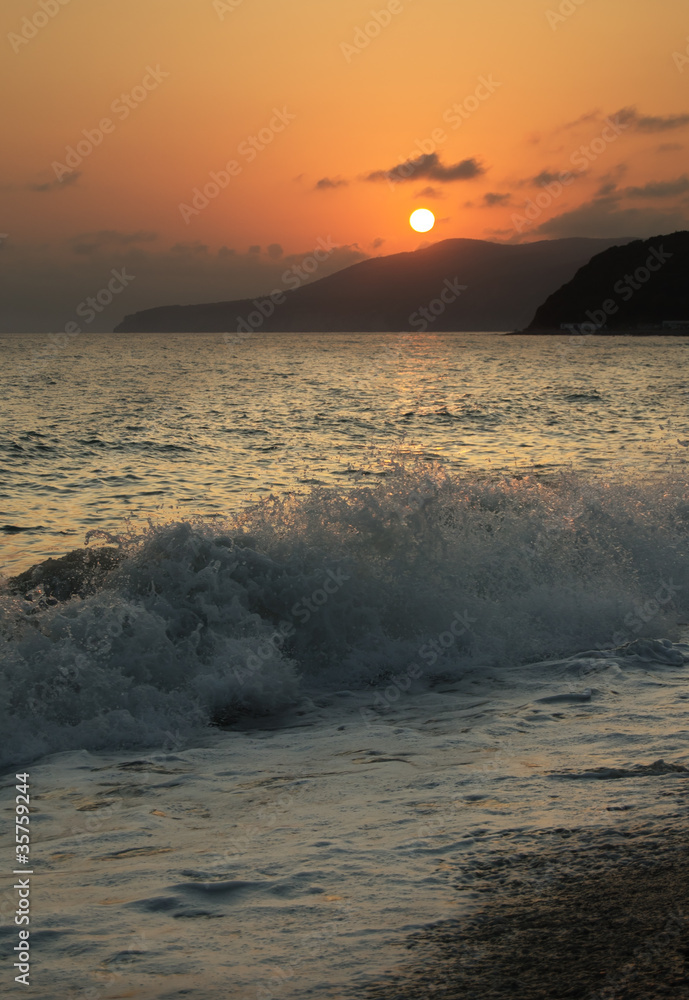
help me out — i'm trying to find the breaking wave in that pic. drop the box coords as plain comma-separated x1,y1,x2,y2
2,463,688,767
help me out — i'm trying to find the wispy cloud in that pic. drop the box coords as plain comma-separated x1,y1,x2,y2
617,107,689,133
559,106,689,136
596,174,689,200
414,185,444,199
624,176,689,198
534,196,689,238
28,171,82,192
532,170,564,187
516,168,581,189
482,192,511,206
561,110,602,130
314,176,348,190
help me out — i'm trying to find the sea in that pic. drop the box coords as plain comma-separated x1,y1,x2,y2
1,330,689,998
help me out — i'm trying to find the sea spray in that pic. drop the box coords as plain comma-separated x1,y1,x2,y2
2,463,688,767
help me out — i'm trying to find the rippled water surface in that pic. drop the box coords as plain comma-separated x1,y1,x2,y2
1,331,688,573
3,331,689,1000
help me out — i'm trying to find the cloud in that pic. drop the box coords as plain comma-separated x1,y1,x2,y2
414,185,444,199
657,143,684,152
372,237,385,249
615,106,689,133
596,180,619,197
533,195,689,239
366,152,485,185
594,165,627,198
559,107,689,138
482,192,511,206
28,171,82,192
314,176,348,190
561,110,602,130
624,176,689,198
532,170,563,187
69,230,158,255
517,169,582,189
534,166,689,238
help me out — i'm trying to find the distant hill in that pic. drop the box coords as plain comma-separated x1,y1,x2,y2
113,237,636,334
523,231,689,333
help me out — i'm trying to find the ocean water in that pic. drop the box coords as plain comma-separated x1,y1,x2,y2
2,331,688,573
2,330,689,997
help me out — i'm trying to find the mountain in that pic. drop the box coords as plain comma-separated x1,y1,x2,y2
523,231,689,333
113,237,636,334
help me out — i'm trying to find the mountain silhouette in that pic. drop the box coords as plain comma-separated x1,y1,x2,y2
114,236,636,333
523,231,689,333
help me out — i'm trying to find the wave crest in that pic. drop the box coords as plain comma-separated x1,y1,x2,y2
2,464,688,766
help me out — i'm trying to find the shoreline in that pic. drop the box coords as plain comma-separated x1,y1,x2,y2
360,817,689,999
508,329,689,336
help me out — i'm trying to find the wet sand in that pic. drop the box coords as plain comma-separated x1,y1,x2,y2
362,820,689,999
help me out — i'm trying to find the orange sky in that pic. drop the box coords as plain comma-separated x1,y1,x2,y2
2,0,688,329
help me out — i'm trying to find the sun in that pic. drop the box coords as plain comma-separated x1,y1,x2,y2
410,208,435,233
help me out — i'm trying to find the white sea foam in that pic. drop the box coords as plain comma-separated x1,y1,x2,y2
2,464,688,768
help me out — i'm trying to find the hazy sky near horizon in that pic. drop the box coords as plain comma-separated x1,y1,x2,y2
2,0,689,330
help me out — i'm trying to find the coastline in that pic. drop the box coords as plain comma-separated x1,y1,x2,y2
508,329,689,336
